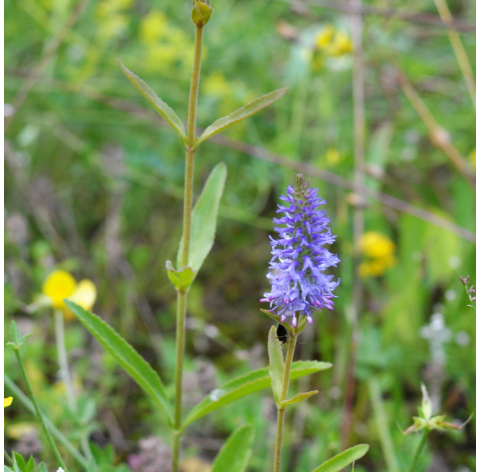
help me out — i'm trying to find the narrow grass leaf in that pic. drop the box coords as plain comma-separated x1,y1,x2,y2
117,58,186,140
24,456,35,472
181,360,331,430
196,88,288,146
4,374,89,469
280,390,319,408
64,300,173,426
212,425,254,472
267,326,284,406
311,444,370,472
177,163,227,273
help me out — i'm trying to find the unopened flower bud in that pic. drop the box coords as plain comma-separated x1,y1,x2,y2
460,275,470,286
191,0,214,27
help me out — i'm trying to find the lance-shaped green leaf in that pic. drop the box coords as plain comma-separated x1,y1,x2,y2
195,88,288,147
212,425,254,472
280,390,319,409
64,300,173,427
177,163,227,273
267,326,284,406
166,261,196,292
181,360,331,431
117,58,186,140
311,444,370,472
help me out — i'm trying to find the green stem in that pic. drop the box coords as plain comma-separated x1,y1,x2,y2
368,378,400,472
407,429,429,472
55,310,77,412
14,349,68,471
273,334,297,472
55,310,94,463
172,23,205,472
5,373,89,469
463,285,476,316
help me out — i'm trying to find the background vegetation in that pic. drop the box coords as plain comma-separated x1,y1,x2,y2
4,0,475,471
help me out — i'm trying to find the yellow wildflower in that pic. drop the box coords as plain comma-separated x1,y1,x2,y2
4,397,13,427
315,25,335,50
326,148,341,165
329,32,352,56
358,232,396,277
42,270,97,318
69,280,97,311
42,271,76,309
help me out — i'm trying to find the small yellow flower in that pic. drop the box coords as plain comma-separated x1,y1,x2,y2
4,397,13,427
329,32,352,56
326,148,341,165
358,232,396,277
69,280,97,311
42,271,76,309
42,270,97,318
359,232,395,259
315,25,335,50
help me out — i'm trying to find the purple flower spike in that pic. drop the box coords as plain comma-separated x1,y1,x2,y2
261,175,340,326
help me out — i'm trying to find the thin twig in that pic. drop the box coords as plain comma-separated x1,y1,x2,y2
340,0,364,449
4,73,475,243
432,0,475,106
283,0,475,34
396,69,476,191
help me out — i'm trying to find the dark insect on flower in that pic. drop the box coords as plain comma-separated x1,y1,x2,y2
276,324,290,346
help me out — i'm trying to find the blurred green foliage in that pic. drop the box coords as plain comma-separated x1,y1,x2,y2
4,0,475,471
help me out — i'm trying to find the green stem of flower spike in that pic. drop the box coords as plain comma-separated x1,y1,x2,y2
14,348,68,472
273,333,297,472
407,429,429,472
172,23,205,472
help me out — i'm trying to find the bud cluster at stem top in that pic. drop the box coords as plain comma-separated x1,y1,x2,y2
261,175,340,326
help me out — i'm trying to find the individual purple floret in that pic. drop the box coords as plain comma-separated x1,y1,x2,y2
261,175,340,326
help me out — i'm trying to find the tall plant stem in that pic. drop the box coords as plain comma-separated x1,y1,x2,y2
407,430,429,472
273,334,297,472
172,24,205,472
341,0,365,449
55,310,94,463
14,349,68,471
